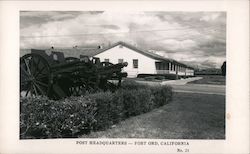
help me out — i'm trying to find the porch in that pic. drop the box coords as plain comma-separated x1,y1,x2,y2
155,61,186,75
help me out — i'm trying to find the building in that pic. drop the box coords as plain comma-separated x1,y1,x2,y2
94,41,194,78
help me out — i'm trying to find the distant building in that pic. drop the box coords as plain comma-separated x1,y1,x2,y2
94,41,194,78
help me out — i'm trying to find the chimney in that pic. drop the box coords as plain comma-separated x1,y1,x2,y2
98,43,105,49
98,45,103,49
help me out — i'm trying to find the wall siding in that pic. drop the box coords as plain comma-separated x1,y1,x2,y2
95,44,194,77
95,45,157,78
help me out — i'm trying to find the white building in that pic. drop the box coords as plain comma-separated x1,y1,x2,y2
94,41,194,78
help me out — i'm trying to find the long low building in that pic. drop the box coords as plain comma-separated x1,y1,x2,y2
94,41,194,78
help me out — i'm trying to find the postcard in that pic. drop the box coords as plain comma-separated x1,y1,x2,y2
0,0,249,153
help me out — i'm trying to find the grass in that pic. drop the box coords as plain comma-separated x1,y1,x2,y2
81,92,225,139
188,75,226,85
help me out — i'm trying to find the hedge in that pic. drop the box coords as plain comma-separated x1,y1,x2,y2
20,81,172,139
20,96,97,138
137,74,178,80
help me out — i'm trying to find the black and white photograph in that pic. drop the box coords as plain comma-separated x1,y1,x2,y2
0,0,249,153
20,11,226,139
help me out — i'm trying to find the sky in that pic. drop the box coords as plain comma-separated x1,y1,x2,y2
20,11,226,69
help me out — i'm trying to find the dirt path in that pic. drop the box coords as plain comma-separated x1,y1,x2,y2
82,92,225,139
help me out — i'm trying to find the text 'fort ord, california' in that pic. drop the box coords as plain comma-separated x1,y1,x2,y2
76,140,189,146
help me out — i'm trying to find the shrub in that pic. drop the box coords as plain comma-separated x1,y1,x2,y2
144,76,155,81
116,88,152,117
150,86,173,107
121,79,147,90
20,96,97,139
111,92,126,122
164,74,178,80
143,76,165,81
86,92,115,130
155,76,165,80
121,80,172,108
20,83,172,139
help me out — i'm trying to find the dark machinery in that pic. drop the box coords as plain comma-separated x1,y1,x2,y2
20,49,127,99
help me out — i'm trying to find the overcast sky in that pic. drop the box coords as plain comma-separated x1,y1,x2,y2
20,11,226,69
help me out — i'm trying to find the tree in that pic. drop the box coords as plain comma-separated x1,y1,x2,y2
221,61,226,76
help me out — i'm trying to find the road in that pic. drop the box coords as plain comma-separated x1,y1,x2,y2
135,77,225,95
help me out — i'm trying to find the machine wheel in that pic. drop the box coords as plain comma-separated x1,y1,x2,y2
20,53,51,97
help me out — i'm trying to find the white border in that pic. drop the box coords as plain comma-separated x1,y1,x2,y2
0,0,249,153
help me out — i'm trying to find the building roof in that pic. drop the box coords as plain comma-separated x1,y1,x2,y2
94,41,194,69
20,48,102,58
21,41,193,69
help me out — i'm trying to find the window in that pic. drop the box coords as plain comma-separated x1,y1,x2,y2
159,63,163,70
104,59,109,62
118,59,124,63
155,62,160,70
156,62,169,70
162,63,166,70
133,59,138,68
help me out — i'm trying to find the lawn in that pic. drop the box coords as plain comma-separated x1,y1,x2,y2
188,75,226,85
82,92,225,139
